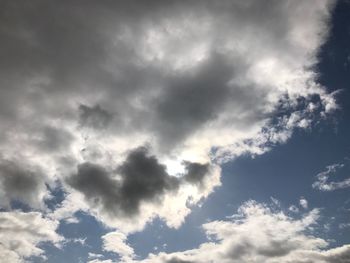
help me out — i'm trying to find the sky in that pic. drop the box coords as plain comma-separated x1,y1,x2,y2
0,0,350,262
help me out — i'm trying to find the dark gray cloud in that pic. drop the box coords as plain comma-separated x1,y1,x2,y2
67,147,211,218
116,148,180,215
183,162,209,190
154,53,235,148
0,159,47,208
79,104,113,130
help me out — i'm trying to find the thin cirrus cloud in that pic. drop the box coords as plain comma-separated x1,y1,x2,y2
0,0,343,261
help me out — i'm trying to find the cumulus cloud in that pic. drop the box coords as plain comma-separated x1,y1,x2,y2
64,147,220,232
102,232,135,262
0,0,336,168
0,211,62,263
312,162,350,191
0,0,339,256
118,200,350,263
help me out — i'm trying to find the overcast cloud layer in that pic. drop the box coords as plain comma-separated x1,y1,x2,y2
0,0,347,262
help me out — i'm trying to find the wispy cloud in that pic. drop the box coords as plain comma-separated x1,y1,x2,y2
313,161,350,191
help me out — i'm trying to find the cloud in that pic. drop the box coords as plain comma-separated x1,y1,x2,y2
153,53,237,150
0,211,62,263
66,237,87,246
312,162,350,191
0,0,338,251
102,232,135,262
32,125,75,153
88,253,105,260
300,197,309,209
289,205,300,213
0,158,49,209
79,104,113,130
64,147,221,232
339,223,350,229
0,0,336,167
88,260,114,263
122,200,350,263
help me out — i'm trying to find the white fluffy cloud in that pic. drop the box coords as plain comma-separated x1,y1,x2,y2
0,211,62,263
112,200,349,263
102,232,135,262
299,197,309,209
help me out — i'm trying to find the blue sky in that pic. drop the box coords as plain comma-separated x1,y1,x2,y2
0,1,350,263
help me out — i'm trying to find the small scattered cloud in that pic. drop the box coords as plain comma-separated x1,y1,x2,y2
312,162,350,191
66,237,87,246
88,253,104,259
87,260,114,263
300,197,309,209
339,223,350,229
289,205,300,213
102,232,135,262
